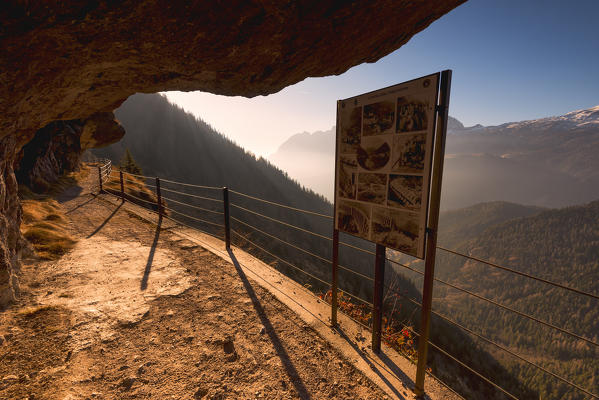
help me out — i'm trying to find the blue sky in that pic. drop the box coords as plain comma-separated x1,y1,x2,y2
165,0,599,157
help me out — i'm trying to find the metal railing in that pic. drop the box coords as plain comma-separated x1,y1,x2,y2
94,162,599,400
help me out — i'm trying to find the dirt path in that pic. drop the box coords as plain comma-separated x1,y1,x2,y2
0,172,389,399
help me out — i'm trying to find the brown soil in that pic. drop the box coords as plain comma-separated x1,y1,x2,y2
0,173,389,399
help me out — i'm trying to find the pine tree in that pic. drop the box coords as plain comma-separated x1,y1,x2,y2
119,148,142,175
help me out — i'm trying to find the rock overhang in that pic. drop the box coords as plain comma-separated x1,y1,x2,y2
1,0,465,138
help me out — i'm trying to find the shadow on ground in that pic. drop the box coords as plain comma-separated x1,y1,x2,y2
228,249,312,400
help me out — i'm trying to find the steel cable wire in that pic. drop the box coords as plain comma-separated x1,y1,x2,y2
425,340,520,400
386,256,599,346
231,215,374,283
386,258,424,275
337,264,374,282
163,206,224,227
429,309,599,398
437,246,599,301
397,326,519,400
385,284,599,398
434,276,599,348
336,288,373,307
230,218,373,302
230,203,332,242
227,234,374,331
229,189,333,219
160,195,224,215
339,241,375,255
231,216,332,264
121,171,149,179
103,191,223,240
159,178,221,190
230,228,330,288
93,166,598,397
123,177,146,185
163,214,222,239
120,192,159,206
160,186,223,202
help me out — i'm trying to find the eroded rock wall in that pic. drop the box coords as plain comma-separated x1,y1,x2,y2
16,112,125,192
0,135,23,306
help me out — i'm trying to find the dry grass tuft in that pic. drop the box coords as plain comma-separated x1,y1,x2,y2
21,198,76,260
18,166,90,260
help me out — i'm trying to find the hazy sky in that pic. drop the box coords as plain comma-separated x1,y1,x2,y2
164,0,599,157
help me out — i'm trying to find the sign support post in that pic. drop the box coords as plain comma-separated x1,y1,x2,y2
119,170,125,202
223,187,231,249
372,243,386,353
414,70,452,397
155,177,162,217
331,229,339,326
98,166,103,193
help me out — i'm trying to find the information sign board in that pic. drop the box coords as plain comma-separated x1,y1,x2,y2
334,73,440,259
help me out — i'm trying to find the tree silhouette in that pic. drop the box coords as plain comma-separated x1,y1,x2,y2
119,148,142,175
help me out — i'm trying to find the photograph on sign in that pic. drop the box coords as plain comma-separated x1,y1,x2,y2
363,101,395,136
357,173,387,204
387,174,423,211
334,73,439,258
397,94,430,133
391,133,426,173
337,200,370,240
371,207,419,254
338,155,358,199
338,104,362,154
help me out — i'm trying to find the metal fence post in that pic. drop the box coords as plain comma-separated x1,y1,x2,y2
98,166,103,193
155,177,162,217
222,187,231,249
414,69,452,398
372,244,386,353
119,170,125,202
331,229,340,326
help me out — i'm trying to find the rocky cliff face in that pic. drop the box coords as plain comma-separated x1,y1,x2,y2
16,112,125,192
0,135,23,306
0,0,464,306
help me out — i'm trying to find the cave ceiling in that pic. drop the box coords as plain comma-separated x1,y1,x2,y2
1,0,465,139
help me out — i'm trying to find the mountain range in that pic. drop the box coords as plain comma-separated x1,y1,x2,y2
268,127,335,199
268,106,599,210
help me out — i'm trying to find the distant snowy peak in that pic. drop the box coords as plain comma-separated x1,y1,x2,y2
446,105,599,134
561,105,599,124
502,105,599,131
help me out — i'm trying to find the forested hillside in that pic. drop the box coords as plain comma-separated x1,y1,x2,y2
97,93,329,214
93,93,535,399
438,201,545,249
433,201,599,399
